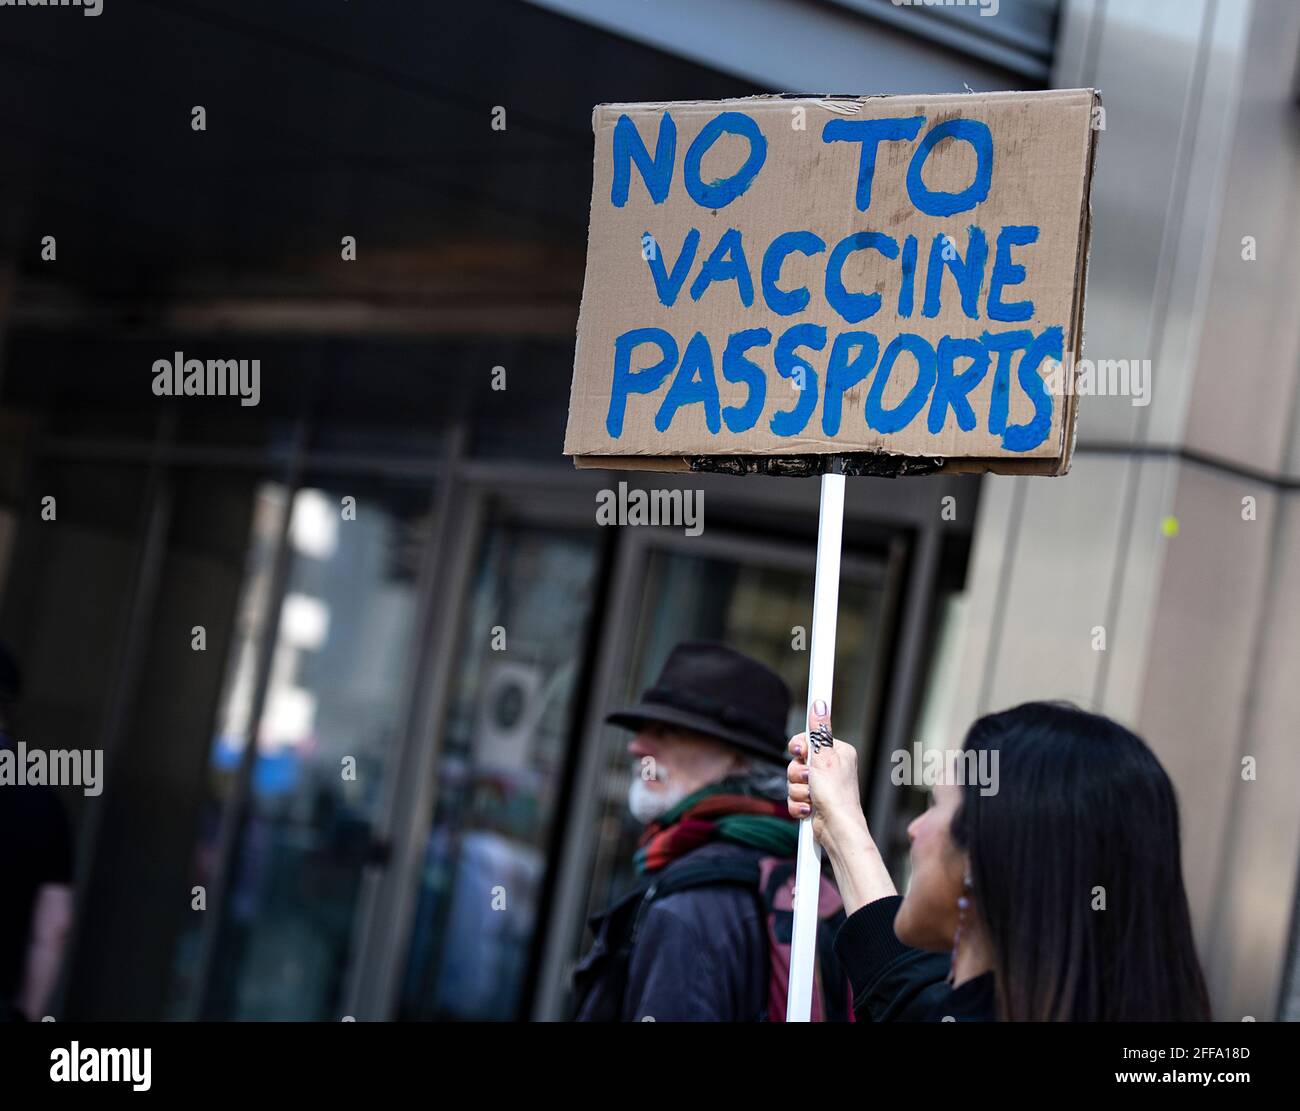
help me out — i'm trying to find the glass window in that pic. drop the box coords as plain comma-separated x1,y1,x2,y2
57,466,265,1020
399,516,600,1021
187,479,434,1020
167,480,290,1018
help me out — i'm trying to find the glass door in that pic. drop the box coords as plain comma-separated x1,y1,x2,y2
177,476,436,1021
395,494,604,1021
560,525,894,1014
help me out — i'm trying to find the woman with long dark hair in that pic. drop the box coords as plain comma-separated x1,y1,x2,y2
787,700,1210,1021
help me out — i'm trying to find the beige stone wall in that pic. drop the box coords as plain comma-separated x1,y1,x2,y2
946,0,1300,1020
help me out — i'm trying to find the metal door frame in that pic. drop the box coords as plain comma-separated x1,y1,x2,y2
353,457,616,1021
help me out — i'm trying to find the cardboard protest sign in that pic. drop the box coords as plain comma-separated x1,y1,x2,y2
564,90,1099,476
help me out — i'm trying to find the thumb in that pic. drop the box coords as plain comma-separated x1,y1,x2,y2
808,698,833,754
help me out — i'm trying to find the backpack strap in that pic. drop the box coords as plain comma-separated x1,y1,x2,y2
647,857,761,898
629,856,762,946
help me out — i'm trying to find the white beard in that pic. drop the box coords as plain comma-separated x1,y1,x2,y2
627,771,687,825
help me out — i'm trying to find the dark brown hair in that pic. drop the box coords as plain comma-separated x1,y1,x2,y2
951,701,1210,1021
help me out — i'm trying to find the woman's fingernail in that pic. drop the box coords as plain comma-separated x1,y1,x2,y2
813,699,827,716
802,768,810,783
794,743,802,757
801,804,811,817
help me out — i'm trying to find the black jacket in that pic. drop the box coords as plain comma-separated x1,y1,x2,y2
577,841,770,1022
833,895,995,1021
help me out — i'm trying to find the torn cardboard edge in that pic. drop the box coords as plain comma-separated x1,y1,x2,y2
591,88,1096,117
573,452,1066,477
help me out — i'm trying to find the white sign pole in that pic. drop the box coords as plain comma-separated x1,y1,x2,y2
786,464,845,1022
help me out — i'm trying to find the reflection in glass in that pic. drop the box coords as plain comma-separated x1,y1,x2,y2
168,481,288,1018
400,520,599,1021
180,481,432,1020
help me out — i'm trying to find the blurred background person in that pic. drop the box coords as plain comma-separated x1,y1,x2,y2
0,640,74,1022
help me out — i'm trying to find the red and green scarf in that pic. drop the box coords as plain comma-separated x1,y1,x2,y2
635,776,799,874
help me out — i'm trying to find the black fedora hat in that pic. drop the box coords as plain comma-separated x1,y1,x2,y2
606,642,792,763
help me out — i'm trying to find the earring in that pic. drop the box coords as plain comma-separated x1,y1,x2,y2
948,866,973,985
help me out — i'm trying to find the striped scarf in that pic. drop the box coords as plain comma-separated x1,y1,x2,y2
634,773,799,874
